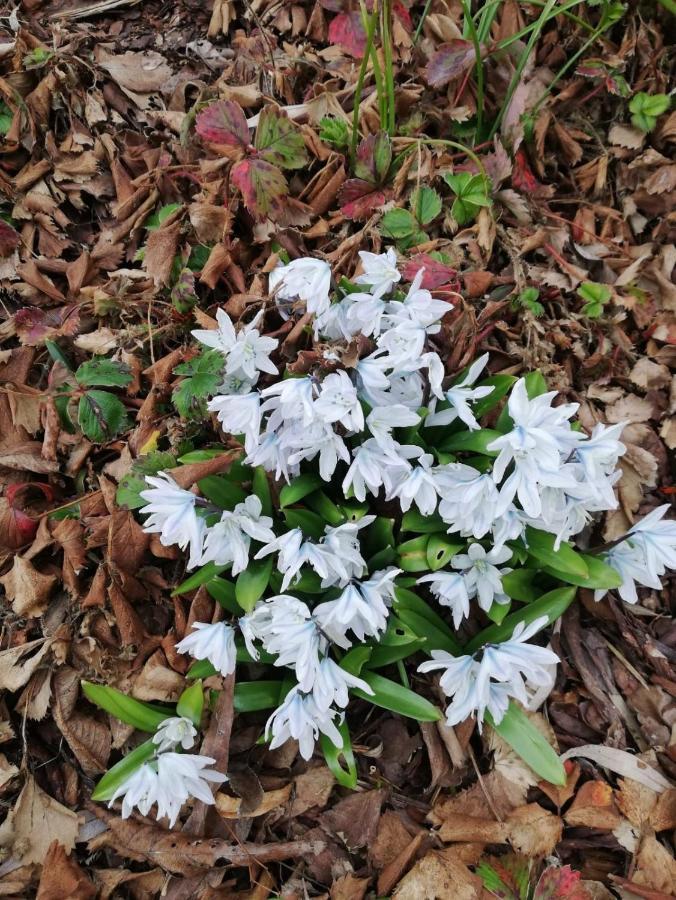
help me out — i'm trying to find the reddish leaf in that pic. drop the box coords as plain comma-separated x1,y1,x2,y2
512,149,545,194
195,100,250,150
534,865,592,900
0,219,20,257
426,40,476,88
402,255,460,291
328,11,367,58
354,131,392,185
339,180,388,220
14,305,81,347
1,483,54,551
231,157,289,221
393,1,412,30
255,105,308,170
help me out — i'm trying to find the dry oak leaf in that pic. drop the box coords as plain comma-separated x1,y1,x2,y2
439,803,562,857
392,849,485,899
36,841,96,900
52,518,87,574
0,555,57,617
215,784,291,819
630,831,676,896
0,440,60,474
615,777,676,832
0,776,79,867
320,788,386,850
564,781,623,830
330,873,369,900
53,667,111,774
288,765,335,817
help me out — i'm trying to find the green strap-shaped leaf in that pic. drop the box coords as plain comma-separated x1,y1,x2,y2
488,702,566,786
394,586,462,655
235,557,273,613
82,682,173,731
234,681,285,712
252,466,272,517
501,568,541,603
543,554,622,590
198,475,247,510
426,534,463,571
400,510,446,534
524,527,589,578
397,534,430,572
352,671,442,722
176,680,204,726
321,720,357,789
437,428,503,455
92,739,157,802
466,586,576,653
172,562,229,596
279,473,323,508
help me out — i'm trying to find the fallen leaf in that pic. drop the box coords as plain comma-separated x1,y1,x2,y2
393,850,484,899
36,841,96,900
0,776,79,866
0,555,57,617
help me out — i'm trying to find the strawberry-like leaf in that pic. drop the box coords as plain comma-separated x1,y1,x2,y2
255,105,308,170
195,100,250,150
426,39,476,88
231,157,289,221
534,865,592,899
328,10,367,58
354,130,392,184
339,181,389,220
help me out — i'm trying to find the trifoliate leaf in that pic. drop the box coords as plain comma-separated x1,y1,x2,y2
255,105,308,170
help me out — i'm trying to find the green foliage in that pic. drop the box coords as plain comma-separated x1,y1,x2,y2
172,350,224,419
116,451,177,510
577,281,612,318
144,203,182,230
490,702,566,785
629,92,670,132
513,287,545,317
318,116,351,151
442,171,492,225
77,390,128,443
75,358,132,389
0,101,12,135
380,185,442,249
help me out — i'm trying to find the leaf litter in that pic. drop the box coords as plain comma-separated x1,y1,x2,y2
0,0,675,897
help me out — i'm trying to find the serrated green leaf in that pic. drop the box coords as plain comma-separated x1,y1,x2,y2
381,207,417,240
412,186,442,225
116,451,177,510
77,390,128,442
255,105,309,170
489,702,566,785
75,358,133,388
172,350,223,419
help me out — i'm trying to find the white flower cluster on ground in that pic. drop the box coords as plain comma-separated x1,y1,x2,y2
129,249,676,821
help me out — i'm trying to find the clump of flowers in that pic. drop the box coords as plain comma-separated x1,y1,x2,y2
86,249,676,829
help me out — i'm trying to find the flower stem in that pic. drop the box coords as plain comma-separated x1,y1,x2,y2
350,3,380,167
381,0,396,135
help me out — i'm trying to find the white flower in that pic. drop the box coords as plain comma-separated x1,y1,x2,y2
109,753,226,827
152,716,197,753
269,257,332,318
491,503,527,549
321,518,373,585
436,463,501,539
285,421,350,482
245,428,299,482
345,288,390,338
354,248,400,295
192,309,278,380
366,404,420,450
388,370,426,409
418,617,558,729
575,421,626,481
396,268,453,329
139,472,206,570
627,504,676,575
425,353,493,431
175,621,237,676
342,439,410,501
314,568,399,647
376,319,428,368
208,390,261,453
255,528,305,589
353,354,392,406
316,297,363,341
262,376,317,427
387,449,439,515
595,538,663,605
452,543,511,611
311,657,374,711
200,495,275,574
254,595,326,691
314,371,364,432
417,571,470,629
266,687,343,760
238,613,259,660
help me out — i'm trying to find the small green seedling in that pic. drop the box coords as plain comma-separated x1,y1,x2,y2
380,186,442,249
629,92,670,133
513,287,545,317
319,116,351,152
577,281,612,319
443,171,492,226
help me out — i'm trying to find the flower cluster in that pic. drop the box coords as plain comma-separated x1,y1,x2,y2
101,248,676,826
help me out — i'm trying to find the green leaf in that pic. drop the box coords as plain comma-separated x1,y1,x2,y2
176,680,204,726
255,105,309,170
0,101,12,136
231,156,289,223
353,671,442,722
393,586,462,655
252,467,272,516
466,586,576,652
235,557,273,613
629,92,670,132
437,428,502,455
501,568,541,602
381,207,417,240
470,375,517,419
426,534,463,572
411,186,442,225
234,681,285,712
486,599,511,624
543,554,622,590
489,702,566,785
283,508,325,539
396,608,459,654
279,473,323,508
400,510,446,533
187,659,217,679
144,202,182,230
91,739,157,802
172,350,223,419
524,527,589,578
77,391,128,442
198,475,247,510
75,358,133,388
206,577,240,614
319,116,350,149
116,451,176,510
340,646,373,676
321,720,357,789
305,491,346,526
367,640,425,668
82,682,172,731
172,562,229,595
397,534,430,572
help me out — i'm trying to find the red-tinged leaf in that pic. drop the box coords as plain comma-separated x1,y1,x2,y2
255,105,308,170
328,10,367,58
354,131,392,185
426,40,476,88
402,255,460,291
231,157,289,222
534,865,592,900
338,179,388,220
0,219,20,257
393,1,412,30
14,305,81,347
195,100,250,150
512,148,544,194
1,483,55,551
